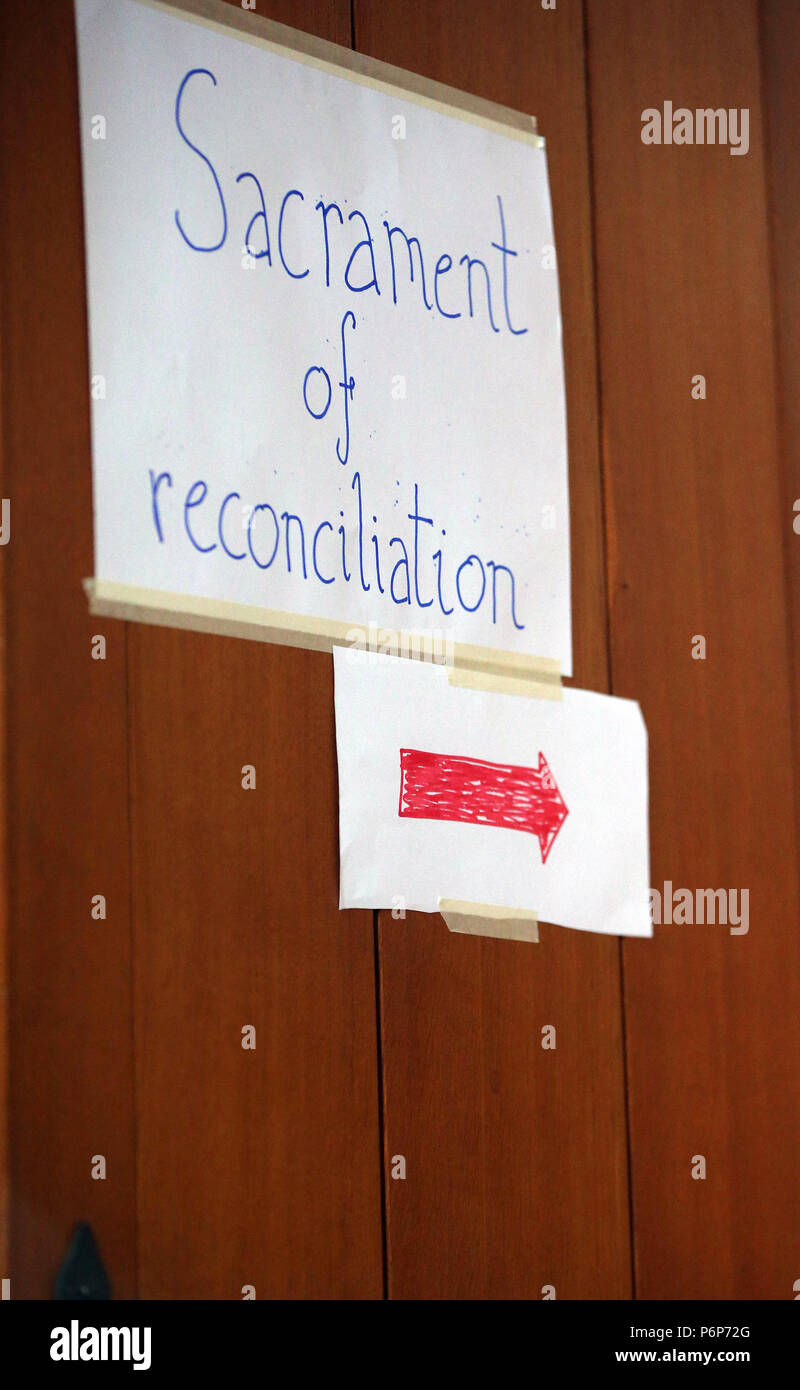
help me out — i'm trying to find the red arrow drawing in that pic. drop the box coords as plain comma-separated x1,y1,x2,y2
399,748,568,864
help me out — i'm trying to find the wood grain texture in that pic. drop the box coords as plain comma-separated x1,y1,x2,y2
4,0,799,1305
355,0,630,1299
0,0,136,1298
762,3,800,822
129,0,384,1300
0,105,8,1285
587,0,800,1298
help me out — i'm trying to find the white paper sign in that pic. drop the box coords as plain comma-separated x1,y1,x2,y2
75,0,572,672
334,649,651,937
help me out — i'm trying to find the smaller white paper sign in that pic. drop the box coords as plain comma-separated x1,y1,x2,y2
334,648,651,937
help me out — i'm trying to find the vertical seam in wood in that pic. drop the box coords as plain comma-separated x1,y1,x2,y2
0,176,9,1287
617,938,637,1299
581,0,637,1300
372,911,389,1299
478,945,489,1296
351,0,388,1301
757,0,800,891
125,623,140,1299
580,0,613,701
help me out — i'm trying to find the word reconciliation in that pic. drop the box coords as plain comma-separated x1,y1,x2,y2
149,470,526,628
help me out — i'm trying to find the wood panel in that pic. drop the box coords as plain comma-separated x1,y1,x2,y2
587,0,800,1298
129,0,384,1300
355,0,630,1299
4,0,798,1306
0,111,8,1287
0,0,137,1297
762,3,800,807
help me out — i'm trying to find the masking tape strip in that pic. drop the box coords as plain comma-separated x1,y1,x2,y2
446,641,561,682
87,578,357,653
447,663,562,700
84,579,563,689
438,898,539,944
137,0,542,147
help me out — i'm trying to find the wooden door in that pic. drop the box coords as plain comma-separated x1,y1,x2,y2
1,0,799,1301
